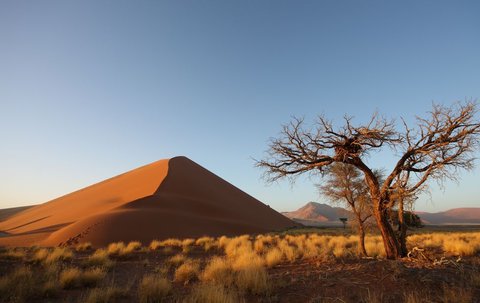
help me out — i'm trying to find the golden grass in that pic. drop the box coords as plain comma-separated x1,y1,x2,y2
407,232,480,256
195,236,216,251
138,274,172,303
234,264,270,294
200,257,233,285
185,283,243,303
31,247,73,264
264,247,283,267
174,260,200,284
168,253,187,265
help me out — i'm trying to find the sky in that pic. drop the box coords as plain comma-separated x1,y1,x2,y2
1,1,479,213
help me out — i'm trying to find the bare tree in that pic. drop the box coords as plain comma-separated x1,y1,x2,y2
318,163,374,256
257,101,480,259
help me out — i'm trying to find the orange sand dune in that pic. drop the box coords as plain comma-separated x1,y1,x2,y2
0,157,297,247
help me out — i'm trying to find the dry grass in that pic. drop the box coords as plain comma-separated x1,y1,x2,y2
59,267,106,289
185,283,243,303
264,247,283,267
168,253,187,265
83,286,128,303
0,266,36,302
76,242,93,252
234,264,270,294
0,248,27,260
195,236,216,251
174,260,200,284
200,257,233,285
31,247,73,264
138,274,172,303
85,248,113,268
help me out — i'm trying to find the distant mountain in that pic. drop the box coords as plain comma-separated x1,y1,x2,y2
416,208,480,225
283,202,480,226
282,202,350,226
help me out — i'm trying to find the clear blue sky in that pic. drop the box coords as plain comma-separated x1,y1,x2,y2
1,1,479,213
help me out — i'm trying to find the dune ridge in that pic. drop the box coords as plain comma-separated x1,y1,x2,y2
0,157,297,247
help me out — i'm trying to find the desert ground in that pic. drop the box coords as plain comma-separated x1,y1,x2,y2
1,226,479,303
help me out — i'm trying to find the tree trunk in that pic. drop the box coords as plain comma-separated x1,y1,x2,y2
374,205,401,259
358,221,368,257
397,199,408,257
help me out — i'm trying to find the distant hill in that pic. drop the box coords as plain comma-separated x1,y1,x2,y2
416,208,480,225
283,202,480,226
282,202,350,226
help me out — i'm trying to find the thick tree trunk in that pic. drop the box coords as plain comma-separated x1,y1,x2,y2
397,199,408,257
374,205,401,259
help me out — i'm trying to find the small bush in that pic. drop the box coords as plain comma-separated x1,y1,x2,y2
44,247,73,264
138,274,172,303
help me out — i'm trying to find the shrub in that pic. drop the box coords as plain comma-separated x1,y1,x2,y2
138,274,172,303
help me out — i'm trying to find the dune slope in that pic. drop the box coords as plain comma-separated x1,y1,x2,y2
0,157,297,247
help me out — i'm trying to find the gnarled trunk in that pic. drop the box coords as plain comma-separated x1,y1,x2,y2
397,199,408,257
373,204,401,259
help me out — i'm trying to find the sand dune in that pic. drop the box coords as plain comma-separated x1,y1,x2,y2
0,157,297,247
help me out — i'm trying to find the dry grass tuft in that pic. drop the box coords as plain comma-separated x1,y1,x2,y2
76,242,93,252
264,247,283,267
85,249,113,268
234,264,270,295
168,253,187,265
174,260,200,284
59,267,106,289
195,236,216,251
138,274,172,303
185,283,243,303
200,257,233,285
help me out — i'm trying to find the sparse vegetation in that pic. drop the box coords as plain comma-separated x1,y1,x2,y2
0,230,478,302
138,274,172,302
